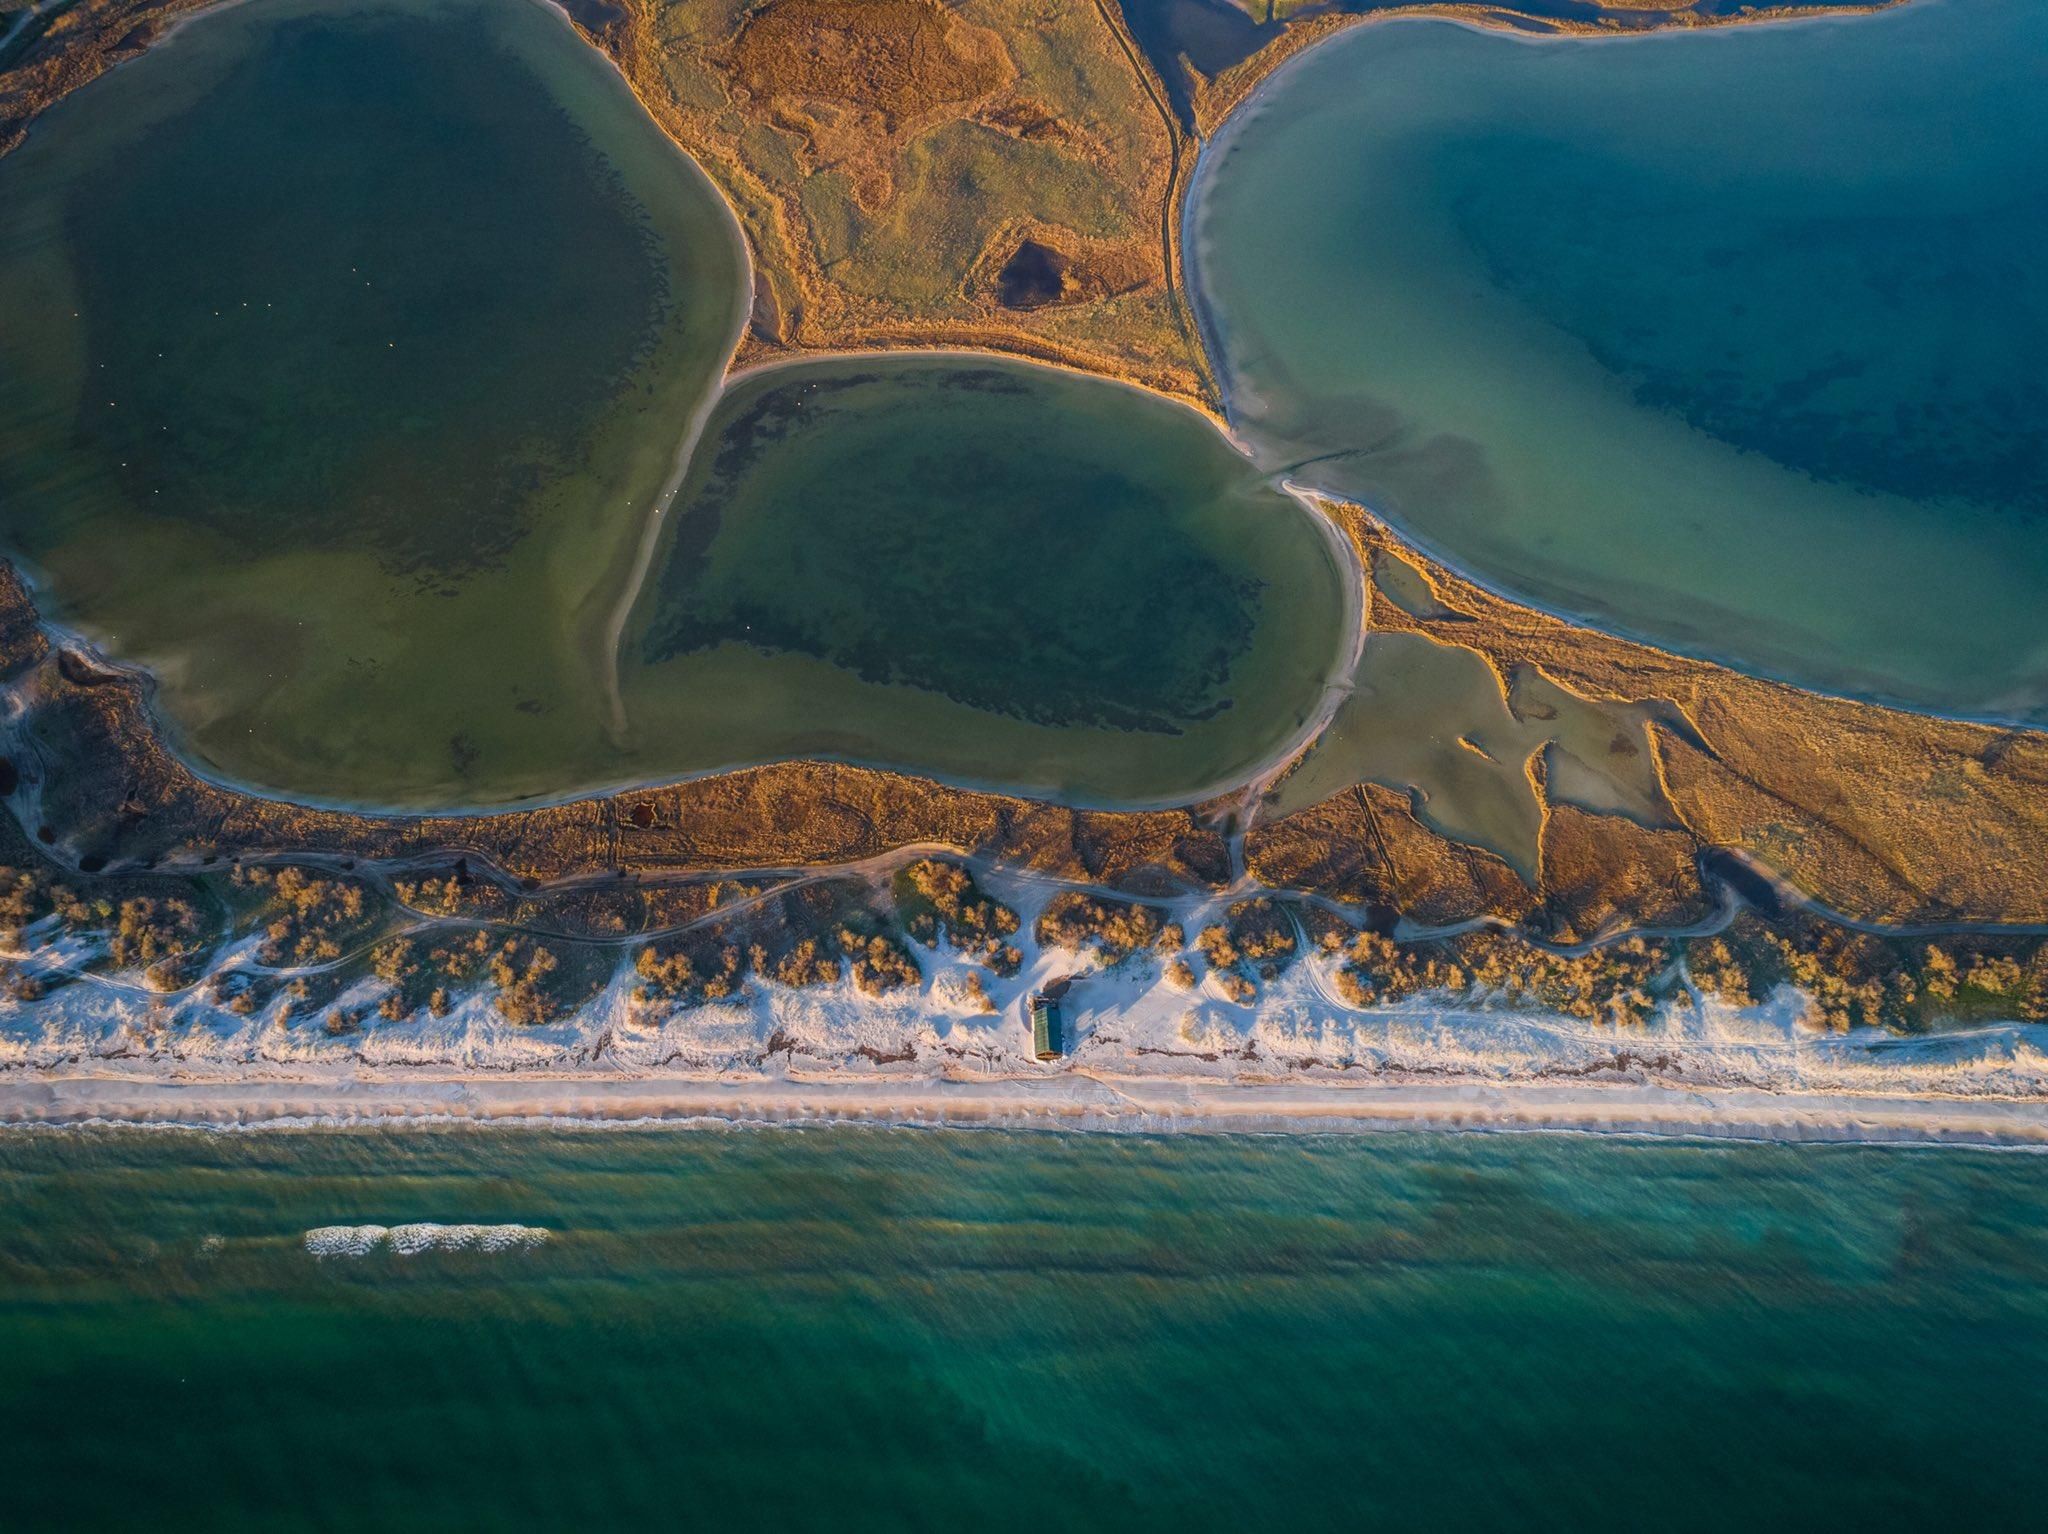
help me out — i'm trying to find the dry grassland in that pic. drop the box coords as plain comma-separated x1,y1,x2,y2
1247,506,2048,932
597,0,1208,399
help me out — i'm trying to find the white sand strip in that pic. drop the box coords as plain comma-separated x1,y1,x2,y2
5,1073,2046,1147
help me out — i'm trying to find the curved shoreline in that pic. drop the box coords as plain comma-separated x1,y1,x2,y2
4,0,1355,818
1181,0,2048,739
12,0,2048,946
6,0,2006,827
521,0,756,745
9,0,2048,1152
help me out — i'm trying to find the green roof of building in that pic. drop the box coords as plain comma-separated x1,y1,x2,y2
1030,996,1061,1061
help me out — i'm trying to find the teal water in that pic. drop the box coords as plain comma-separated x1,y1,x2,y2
5,1128,2047,1529
1192,0,2048,721
1116,0,1882,131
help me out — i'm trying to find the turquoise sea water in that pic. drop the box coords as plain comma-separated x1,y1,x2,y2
1192,0,2048,721
5,1128,2047,1530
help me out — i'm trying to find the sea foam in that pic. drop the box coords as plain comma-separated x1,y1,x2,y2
304,1223,549,1257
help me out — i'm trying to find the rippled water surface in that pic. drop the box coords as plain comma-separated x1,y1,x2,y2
4,1129,2047,1529
1193,0,2048,719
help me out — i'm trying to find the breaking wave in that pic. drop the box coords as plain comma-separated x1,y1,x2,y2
304,1223,550,1257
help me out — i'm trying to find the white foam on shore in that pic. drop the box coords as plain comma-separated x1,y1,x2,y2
304,1223,549,1257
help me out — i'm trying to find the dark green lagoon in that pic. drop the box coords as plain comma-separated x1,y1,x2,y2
0,0,747,802
623,359,1352,804
1192,0,2048,720
0,0,1352,809
6,1128,2047,1530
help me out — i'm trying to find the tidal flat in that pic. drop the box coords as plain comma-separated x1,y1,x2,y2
1191,0,2048,723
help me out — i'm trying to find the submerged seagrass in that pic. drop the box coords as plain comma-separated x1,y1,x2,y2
0,0,1349,808
624,358,1350,803
0,0,745,801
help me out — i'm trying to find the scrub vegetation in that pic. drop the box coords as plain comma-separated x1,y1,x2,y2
1192,897,1299,999
892,858,1022,975
1035,891,1171,963
0,0,215,155
6,787,2048,1043
3,0,2040,1052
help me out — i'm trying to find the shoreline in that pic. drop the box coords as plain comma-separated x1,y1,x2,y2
13,0,2024,829
1179,0,2048,741
525,0,756,746
7,1072,2046,1148
8,876,2048,1149
0,0,1349,824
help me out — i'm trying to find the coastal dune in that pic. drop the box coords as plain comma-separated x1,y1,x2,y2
8,910,2048,1145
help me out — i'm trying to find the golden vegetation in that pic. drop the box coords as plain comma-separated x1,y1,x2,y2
892,857,1021,974
629,876,934,1006
1034,890,1168,963
1251,506,2048,930
843,927,921,995
29,620,1229,896
0,0,2034,1017
106,895,208,990
3,0,1897,427
0,830,215,990
1687,915,2048,1034
231,865,372,965
483,936,567,1025
635,931,747,1003
1190,897,1300,1000
0,0,216,157
1305,907,1672,1027
597,0,1203,398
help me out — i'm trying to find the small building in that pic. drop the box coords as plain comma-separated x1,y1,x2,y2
1029,993,1063,1061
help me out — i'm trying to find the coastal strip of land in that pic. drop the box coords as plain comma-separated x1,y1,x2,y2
10,0,2048,1084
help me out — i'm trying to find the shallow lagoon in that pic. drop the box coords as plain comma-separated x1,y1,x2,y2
0,0,746,802
624,359,1352,805
1193,0,2048,721
0,0,1351,808
1266,627,1679,875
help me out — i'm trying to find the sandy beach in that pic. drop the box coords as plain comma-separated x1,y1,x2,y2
6,1071,2047,1146
5,855,2047,1145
